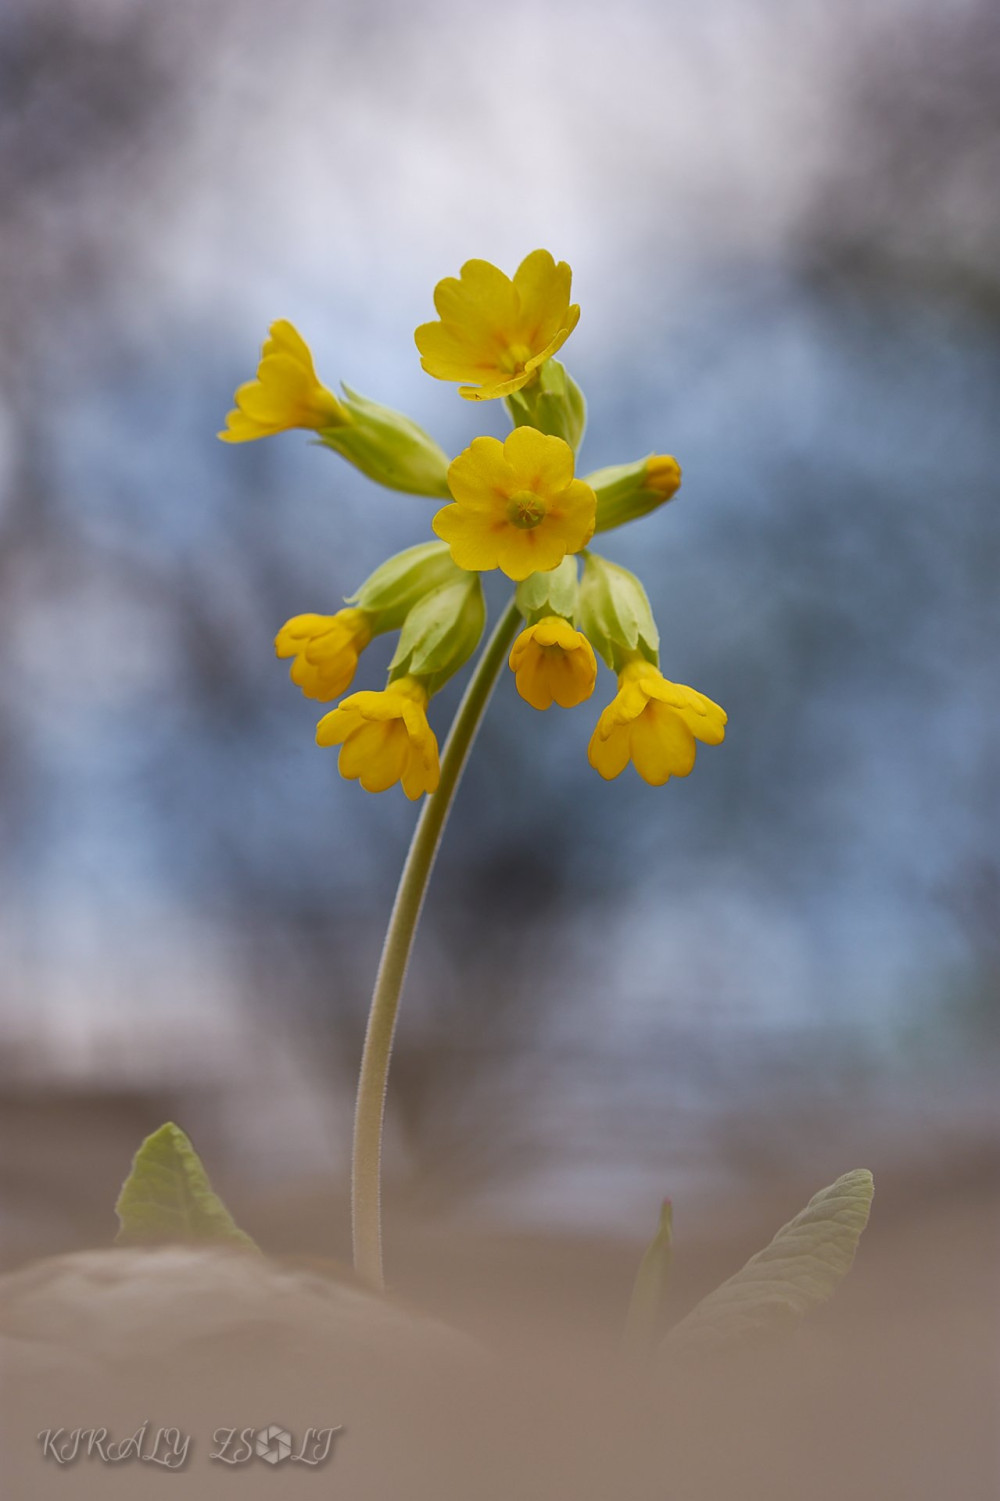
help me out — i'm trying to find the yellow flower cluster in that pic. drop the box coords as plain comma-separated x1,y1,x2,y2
220,251,726,796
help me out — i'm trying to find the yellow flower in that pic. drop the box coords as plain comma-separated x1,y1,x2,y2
275,609,372,702
315,676,440,800
219,321,348,442
414,250,580,402
509,616,597,710
588,659,727,786
433,427,596,582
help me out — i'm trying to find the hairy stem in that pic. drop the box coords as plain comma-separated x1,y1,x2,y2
352,593,523,1288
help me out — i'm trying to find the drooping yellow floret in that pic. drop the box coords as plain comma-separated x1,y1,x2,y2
275,609,372,702
508,616,597,710
588,659,727,786
415,250,580,402
315,676,440,800
433,426,596,583
219,321,348,442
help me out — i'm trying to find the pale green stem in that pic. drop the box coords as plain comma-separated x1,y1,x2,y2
352,593,523,1289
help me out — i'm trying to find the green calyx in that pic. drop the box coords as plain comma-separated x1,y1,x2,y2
348,541,465,634
576,550,659,671
586,454,682,534
389,573,486,696
505,359,587,452
319,386,451,498
514,555,580,627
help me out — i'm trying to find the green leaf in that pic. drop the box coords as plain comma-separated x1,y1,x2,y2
623,1199,674,1359
661,1168,874,1355
115,1122,258,1251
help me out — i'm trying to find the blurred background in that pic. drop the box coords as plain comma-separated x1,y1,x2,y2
0,0,997,1285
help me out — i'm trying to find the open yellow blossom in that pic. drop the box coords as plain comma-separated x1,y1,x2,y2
415,250,580,402
219,321,347,442
315,676,440,800
434,427,596,582
509,616,597,710
588,659,727,786
275,609,372,702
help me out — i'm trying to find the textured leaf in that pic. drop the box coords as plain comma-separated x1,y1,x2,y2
662,1169,873,1355
115,1123,258,1251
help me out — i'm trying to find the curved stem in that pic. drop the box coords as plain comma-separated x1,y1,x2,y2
352,593,523,1288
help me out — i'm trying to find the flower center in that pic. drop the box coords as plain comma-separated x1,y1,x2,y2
506,489,547,529
498,341,533,375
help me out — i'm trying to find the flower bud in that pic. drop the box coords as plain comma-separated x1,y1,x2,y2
576,551,659,671
348,541,466,632
514,555,579,626
388,574,486,695
505,359,587,451
586,454,682,533
319,385,452,499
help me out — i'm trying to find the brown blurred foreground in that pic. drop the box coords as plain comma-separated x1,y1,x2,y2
0,1151,995,1500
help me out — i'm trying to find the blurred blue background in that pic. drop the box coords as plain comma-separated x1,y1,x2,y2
0,0,996,1259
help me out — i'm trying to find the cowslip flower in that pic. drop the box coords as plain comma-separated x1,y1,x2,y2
315,677,440,800
588,659,727,785
433,426,596,582
218,321,347,441
414,250,580,402
275,609,372,702
509,616,597,710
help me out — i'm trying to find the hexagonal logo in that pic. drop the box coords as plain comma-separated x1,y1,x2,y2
255,1426,292,1465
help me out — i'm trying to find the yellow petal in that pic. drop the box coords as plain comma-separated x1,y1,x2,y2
446,436,515,508
339,720,392,781
315,703,363,747
512,648,553,711
630,708,696,784
218,408,270,442
432,259,518,338
643,677,728,743
493,527,559,582
263,320,314,368
275,613,332,656
503,426,575,493
588,720,631,779
512,250,574,345
530,616,577,650
522,319,578,379
432,505,503,572
400,731,440,799
458,369,536,402
414,320,493,383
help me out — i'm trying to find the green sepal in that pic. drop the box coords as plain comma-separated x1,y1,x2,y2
514,555,579,627
115,1122,258,1252
348,541,464,633
505,360,587,451
318,386,451,498
389,574,486,695
577,551,659,671
587,454,682,534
